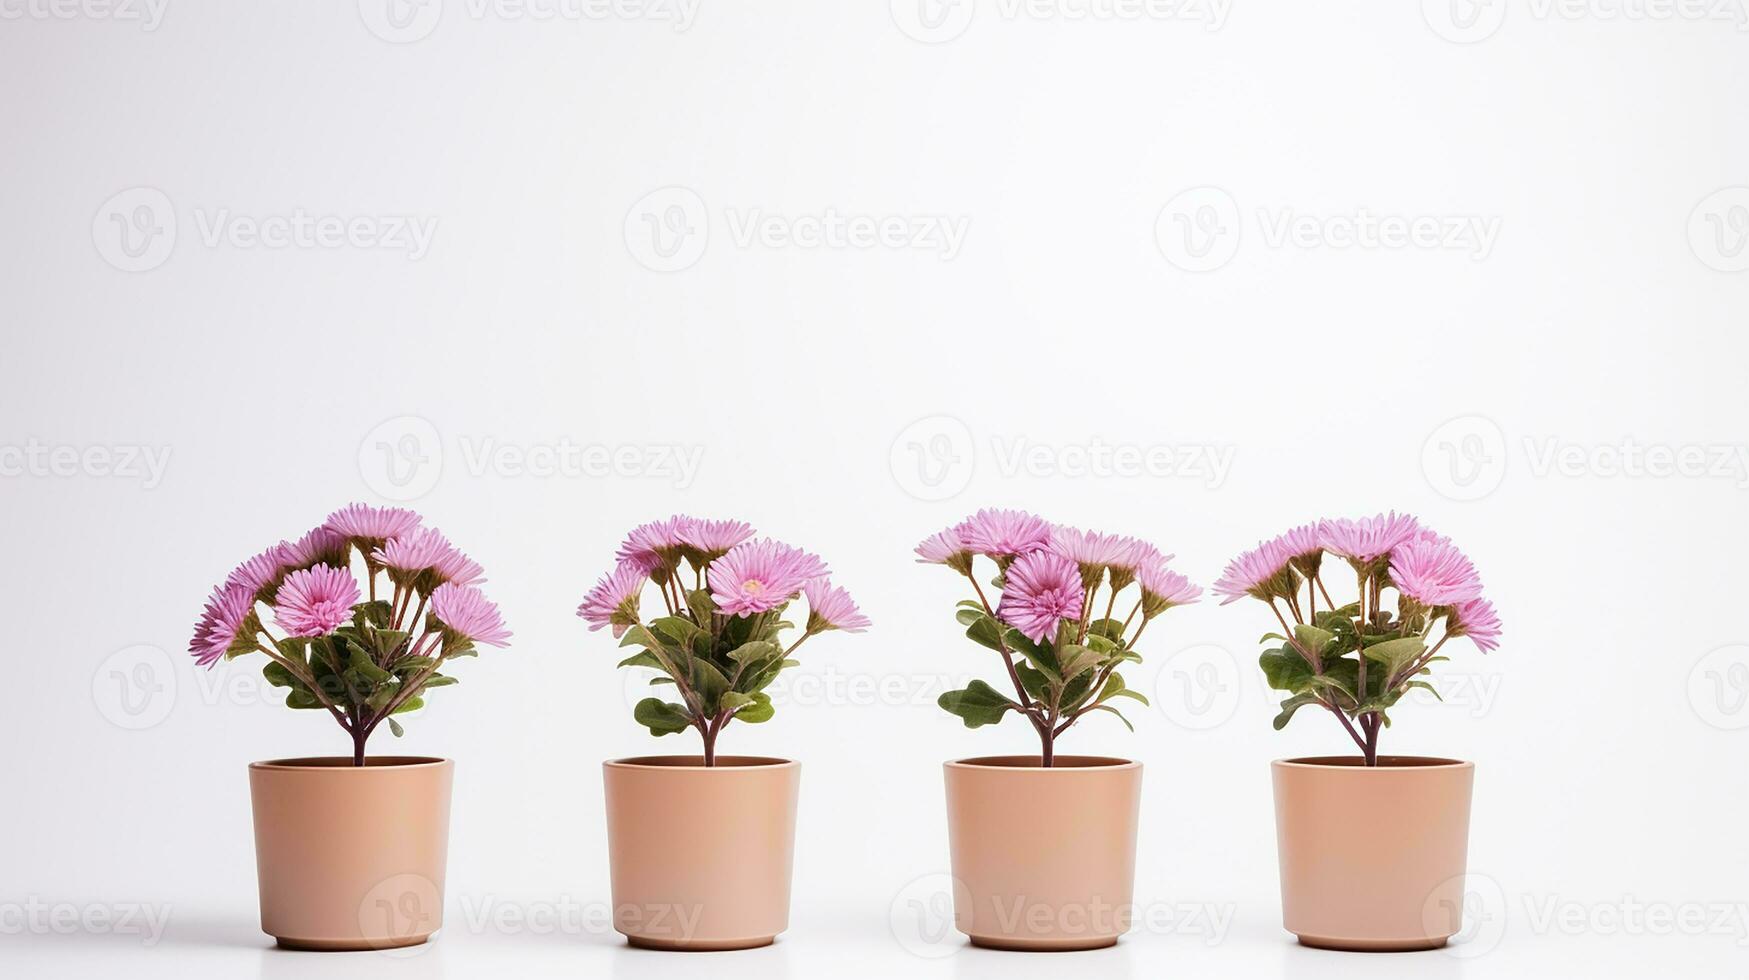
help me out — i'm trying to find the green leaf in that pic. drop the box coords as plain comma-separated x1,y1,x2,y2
650,616,704,646
1087,618,1126,642
347,642,392,683
1362,636,1426,675
392,655,438,673
685,589,717,627
937,680,1019,728
726,640,781,667
616,651,667,671
1259,648,1315,693
689,659,731,704
734,691,775,723
420,675,458,689
1273,693,1321,730
1293,624,1337,657
388,718,405,737
1406,680,1443,701
390,697,424,716
632,698,693,736
1098,671,1149,707
1058,644,1102,682
360,600,394,628
261,661,299,689
963,613,1004,652
1088,704,1134,732
1014,662,1051,701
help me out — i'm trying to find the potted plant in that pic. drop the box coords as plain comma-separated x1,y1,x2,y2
1214,512,1503,952
577,515,868,950
915,509,1201,951
188,502,510,951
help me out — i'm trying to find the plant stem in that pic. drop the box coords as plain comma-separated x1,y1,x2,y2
701,720,719,767
351,722,367,767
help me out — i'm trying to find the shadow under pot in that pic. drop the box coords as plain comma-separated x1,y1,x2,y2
1272,756,1475,952
249,756,454,952
943,755,1143,951
602,756,801,951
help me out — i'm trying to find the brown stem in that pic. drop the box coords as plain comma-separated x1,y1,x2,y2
701,718,719,767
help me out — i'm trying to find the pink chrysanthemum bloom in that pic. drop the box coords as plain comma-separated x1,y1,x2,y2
1138,562,1202,618
577,562,648,638
1211,536,1297,605
272,564,361,638
677,517,756,563
616,516,691,574
708,539,830,617
1050,527,1143,570
285,525,350,570
1449,596,1503,653
323,502,422,544
189,582,258,667
996,550,1085,643
1388,534,1483,606
431,582,512,648
804,579,871,634
373,527,484,590
1319,512,1422,565
914,527,974,575
953,508,1054,560
224,543,292,600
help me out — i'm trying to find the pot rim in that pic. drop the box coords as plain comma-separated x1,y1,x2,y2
250,756,452,771
604,754,798,771
945,754,1139,772
1272,755,1472,770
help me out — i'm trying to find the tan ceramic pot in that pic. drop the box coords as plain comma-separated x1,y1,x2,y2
249,756,453,951
943,755,1142,951
1272,756,1474,952
602,755,800,950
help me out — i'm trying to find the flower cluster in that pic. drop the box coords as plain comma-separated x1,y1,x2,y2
917,509,1200,766
188,504,510,764
1218,512,1503,764
580,515,867,765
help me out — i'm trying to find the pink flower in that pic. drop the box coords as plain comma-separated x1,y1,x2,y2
1388,534,1483,606
1211,537,1296,605
577,562,647,638
285,525,350,570
996,550,1085,643
272,564,361,638
708,539,830,616
914,527,973,574
616,516,691,572
323,502,422,543
1050,526,1147,572
373,527,484,589
804,579,871,633
1450,596,1503,653
1138,562,1202,614
1319,512,1422,564
677,518,755,561
431,582,512,648
189,582,257,667
953,508,1053,560
224,544,292,599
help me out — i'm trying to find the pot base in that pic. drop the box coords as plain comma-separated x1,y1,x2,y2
274,934,432,952
626,935,775,952
969,934,1120,952
1295,934,1448,953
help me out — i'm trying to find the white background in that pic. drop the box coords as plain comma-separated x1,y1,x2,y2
4,1,1748,977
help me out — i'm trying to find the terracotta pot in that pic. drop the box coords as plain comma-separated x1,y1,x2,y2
249,756,453,951
943,755,1142,951
1272,756,1474,952
602,755,800,950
